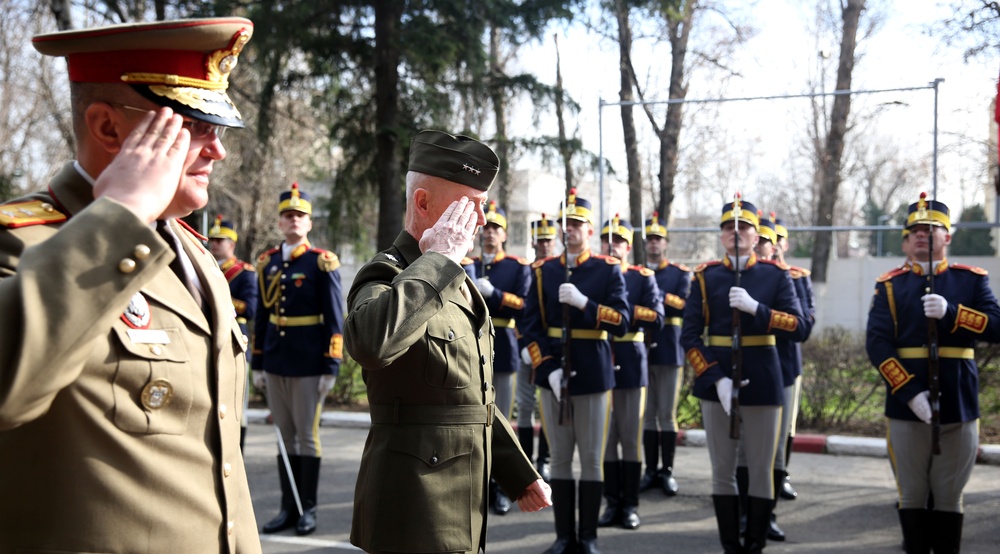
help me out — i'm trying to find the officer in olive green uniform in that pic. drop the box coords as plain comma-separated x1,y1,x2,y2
345,130,550,554
0,19,260,553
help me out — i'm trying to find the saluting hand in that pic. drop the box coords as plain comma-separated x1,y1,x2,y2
517,479,553,512
94,107,191,224
419,196,478,264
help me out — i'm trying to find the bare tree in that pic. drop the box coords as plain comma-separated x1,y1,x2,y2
553,33,575,194
612,0,645,263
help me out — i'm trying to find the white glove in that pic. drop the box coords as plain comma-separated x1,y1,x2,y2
475,277,495,297
729,287,759,315
520,347,533,366
908,390,933,424
559,283,589,310
715,377,733,415
252,370,266,390
922,293,948,320
548,369,564,402
318,374,337,396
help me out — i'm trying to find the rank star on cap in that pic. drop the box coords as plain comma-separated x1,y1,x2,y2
462,163,481,175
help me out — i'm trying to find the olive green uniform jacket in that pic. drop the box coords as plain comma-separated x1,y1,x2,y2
0,164,261,554
346,230,539,553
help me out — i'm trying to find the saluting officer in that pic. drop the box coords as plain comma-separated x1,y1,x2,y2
771,213,815,502
866,194,1000,554
640,212,692,496
472,201,532,515
253,183,344,536
680,197,807,554
515,216,561,481
0,18,260,552
345,130,549,554
208,215,259,449
520,191,631,554
597,216,664,531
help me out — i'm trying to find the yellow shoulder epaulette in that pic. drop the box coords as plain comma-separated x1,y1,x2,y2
315,249,341,272
256,247,279,269
597,254,621,265
532,255,558,269
460,256,475,266
950,263,988,276
674,262,692,272
760,258,790,271
789,265,811,278
876,266,909,283
694,260,721,273
636,266,654,277
0,200,68,229
516,256,531,266
241,261,256,272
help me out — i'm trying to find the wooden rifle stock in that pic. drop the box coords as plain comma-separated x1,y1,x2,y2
729,207,743,440
559,302,572,425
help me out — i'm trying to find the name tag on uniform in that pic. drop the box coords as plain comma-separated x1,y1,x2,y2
127,329,171,345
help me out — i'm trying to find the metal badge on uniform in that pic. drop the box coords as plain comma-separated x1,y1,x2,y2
268,265,279,276
141,378,174,410
291,272,306,287
120,292,152,329
384,253,398,263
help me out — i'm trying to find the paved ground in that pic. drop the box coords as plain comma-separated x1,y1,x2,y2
243,424,1000,553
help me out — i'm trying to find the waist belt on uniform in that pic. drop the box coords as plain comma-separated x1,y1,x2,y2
897,347,975,360
707,335,776,347
269,314,324,327
613,332,645,343
369,402,495,425
547,328,609,340
492,317,516,329
665,317,683,327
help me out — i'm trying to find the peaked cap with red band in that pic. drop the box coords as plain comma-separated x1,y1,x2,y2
32,18,253,128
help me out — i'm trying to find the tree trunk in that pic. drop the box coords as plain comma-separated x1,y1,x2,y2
614,0,644,264
657,1,695,225
810,0,864,283
489,24,511,210
48,0,72,30
553,34,575,194
374,0,403,252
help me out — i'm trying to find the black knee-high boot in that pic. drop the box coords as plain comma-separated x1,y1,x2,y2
296,456,321,535
543,479,576,554
736,465,749,535
930,510,963,554
578,480,604,554
768,469,786,541
745,496,772,554
712,495,743,554
898,508,931,554
660,430,679,495
639,429,660,492
620,461,642,530
262,455,300,533
780,434,797,500
597,462,622,527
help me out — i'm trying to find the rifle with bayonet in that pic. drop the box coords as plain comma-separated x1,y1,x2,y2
730,194,744,440
926,195,941,455
559,192,574,425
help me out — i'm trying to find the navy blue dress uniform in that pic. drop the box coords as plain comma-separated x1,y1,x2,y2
345,130,541,554
0,18,260,553
471,202,532,515
209,216,258,337
641,212,692,496
519,192,630,554
866,194,1000,553
597,217,664,531
772,214,814,501
680,198,807,554
253,183,344,536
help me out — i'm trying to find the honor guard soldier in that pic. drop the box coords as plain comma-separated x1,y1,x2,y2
519,191,631,554
471,200,532,515
771,213,815,502
208,215,259,449
680,197,807,554
345,130,550,554
516,216,560,481
597,216,664,531
0,18,261,552
866,194,1000,554
640,212,692,496
252,183,344,536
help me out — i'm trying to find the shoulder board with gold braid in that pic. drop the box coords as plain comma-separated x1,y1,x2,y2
0,200,68,228
311,248,341,272
532,255,558,269
460,256,475,266
672,262,692,272
630,265,655,277
876,266,909,283
789,265,811,278
256,247,280,271
693,260,721,273
516,256,531,265
594,254,621,265
759,258,790,271
223,261,246,282
950,263,988,276
241,261,256,272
